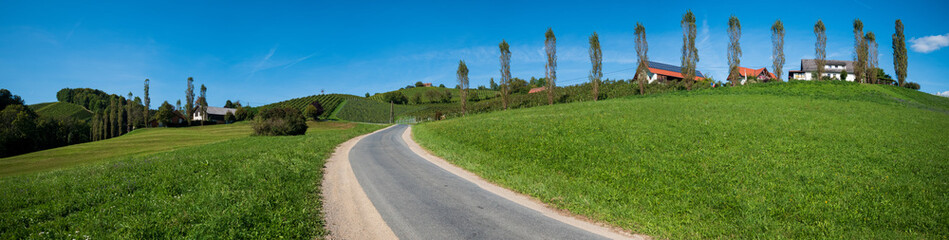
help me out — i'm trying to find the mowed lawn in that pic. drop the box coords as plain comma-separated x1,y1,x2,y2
0,122,252,177
413,82,949,239
0,121,385,239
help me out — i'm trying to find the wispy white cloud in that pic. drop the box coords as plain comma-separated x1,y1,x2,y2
65,20,83,43
910,33,949,53
936,90,949,97
249,45,278,77
282,51,318,69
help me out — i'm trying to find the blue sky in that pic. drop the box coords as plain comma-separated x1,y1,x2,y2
2,0,948,106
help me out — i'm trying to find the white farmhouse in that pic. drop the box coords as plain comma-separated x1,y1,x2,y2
192,106,237,124
788,59,857,81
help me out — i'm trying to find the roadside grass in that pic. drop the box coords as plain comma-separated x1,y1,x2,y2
413,81,949,239
0,122,385,239
0,122,253,177
29,102,94,122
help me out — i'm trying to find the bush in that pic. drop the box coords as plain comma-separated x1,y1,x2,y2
252,107,307,136
224,111,235,124
903,82,920,90
305,101,324,120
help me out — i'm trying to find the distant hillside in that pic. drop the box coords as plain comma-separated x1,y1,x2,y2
334,97,424,123
29,102,94,121
368,86,498,104
258,94,358,119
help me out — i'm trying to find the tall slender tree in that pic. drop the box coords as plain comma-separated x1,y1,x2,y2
853,19,867,82
456,60,469,115
681,10,699,90
118,97,125,135
199,84,207,126
143,79,150,127
176,100,182,115
814,20,827,80
109,97,117,137
866,32,879,84
185,77,195,125
127,92,133,132
589,32,602,102
892,19,908,87
499,40,512,110
771,20,785,81
635,23,649,95
727,16,742,86
545,28,557,105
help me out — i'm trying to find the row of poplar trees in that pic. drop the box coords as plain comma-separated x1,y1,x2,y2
452,11,912,116
89,77,212,141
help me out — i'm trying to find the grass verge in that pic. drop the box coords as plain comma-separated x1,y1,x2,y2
0,122,385,239
412,81,948,239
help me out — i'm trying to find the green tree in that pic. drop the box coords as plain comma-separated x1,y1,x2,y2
127,92,133,132
365,92,370,98
415,81,425,87
155,101,176,127
143,79,150,128
840,70,848,81
224,100,235,108
814,20,827,81
499,40,512,110
772,20,785,82
224,111,235,124
0,89,25,110
489,78,498,91
727,16,742,86
892,19,908,87
853,19,868,83
457,60,469,115
866,32,879,84
545,28,557,105
635,23,649,95
185,77,195,125
589,32,602,102
681,10,699,90
199,84,207,126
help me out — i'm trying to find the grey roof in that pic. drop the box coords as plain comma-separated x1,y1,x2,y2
801,59,854,73
203,106,237,116
648,61,706,78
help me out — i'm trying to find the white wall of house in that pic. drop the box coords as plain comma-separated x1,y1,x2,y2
790,72,856,81
192,112,206,121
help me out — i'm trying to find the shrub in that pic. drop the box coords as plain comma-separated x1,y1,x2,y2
224,111,235,124
903,82,921,90
252,107,307,136
305,101,324,120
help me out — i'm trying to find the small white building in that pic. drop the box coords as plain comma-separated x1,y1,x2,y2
789,59,857,81
192,106,237,123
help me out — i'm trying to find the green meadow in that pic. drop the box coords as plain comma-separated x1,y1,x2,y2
0,122,385,239
413,81,949,239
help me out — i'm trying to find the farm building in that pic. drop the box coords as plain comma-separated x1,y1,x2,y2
634,61,707,83
789,59,857,81
528,87,546,94
728,66,777,82
191,106,237,124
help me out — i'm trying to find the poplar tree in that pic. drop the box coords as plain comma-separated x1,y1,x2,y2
143,79,150,127
456,60,469,115
853,19,867,82
588,32,602,101
681,10,699,90
545,28,557,105
814,20,827,80
635,23,649,95
199,84,207,126
892,19,908,87
727,16,742,86
866,32,879,84
772,20,785,81
185,77,195,125
498,40,512,110
127,92,133,132
109,97,117,137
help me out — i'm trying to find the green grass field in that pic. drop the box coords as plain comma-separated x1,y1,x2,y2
413,81,949,239
335,97,424,123
0,122,253,177
0,121,385,239
29,102,94,122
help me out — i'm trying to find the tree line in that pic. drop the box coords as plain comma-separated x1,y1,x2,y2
448,11,916,118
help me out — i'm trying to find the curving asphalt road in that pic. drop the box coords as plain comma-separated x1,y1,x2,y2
348,124,610,240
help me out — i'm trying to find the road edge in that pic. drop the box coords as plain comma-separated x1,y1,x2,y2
402,125,648,240
321,125,399,240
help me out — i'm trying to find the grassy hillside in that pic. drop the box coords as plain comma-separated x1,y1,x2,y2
413,81,949,239
29,102,94,121
368,86,498,103
0,122,252,176
258,94,356,119
335,97,423,123
0,122,386,239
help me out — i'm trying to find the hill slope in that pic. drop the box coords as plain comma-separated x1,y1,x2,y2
29,102,94,121
369,86,498,103
413,81,949,239
258,94,355,119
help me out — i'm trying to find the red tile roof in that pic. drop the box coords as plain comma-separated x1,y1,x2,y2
528,87,546,93
648,67,706,80
736,67,776,79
